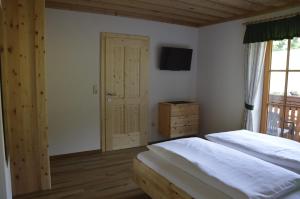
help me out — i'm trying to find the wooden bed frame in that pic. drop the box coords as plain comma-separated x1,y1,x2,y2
133,158,193,199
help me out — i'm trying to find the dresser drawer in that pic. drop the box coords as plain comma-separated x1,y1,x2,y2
170,116,199,127
159,101,200,138
170,125,199,138
170,104,199,116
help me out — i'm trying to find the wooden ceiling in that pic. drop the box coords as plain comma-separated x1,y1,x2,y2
45,0,300,27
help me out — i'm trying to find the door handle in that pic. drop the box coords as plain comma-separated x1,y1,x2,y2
107,93,116,96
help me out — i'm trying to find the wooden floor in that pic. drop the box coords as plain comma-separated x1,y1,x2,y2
15,147,150,199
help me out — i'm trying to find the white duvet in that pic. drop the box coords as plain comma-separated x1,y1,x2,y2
205,130,300,174
148,137,300,199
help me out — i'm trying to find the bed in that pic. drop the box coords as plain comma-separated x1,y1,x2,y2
133,151,230,199
206,130,300,174
133,137,300,199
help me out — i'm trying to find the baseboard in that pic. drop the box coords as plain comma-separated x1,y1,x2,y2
50,149,101,160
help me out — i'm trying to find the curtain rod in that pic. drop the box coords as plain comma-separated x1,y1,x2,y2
243,12,300,25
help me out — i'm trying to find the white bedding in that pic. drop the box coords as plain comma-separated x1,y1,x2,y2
137,151,231,199
137,150,300,199
148,137,300,199
205,130,300,174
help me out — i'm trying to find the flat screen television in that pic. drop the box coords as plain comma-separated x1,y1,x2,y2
159,47,193,71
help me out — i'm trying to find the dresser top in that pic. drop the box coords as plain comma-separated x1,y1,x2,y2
160,101,198,105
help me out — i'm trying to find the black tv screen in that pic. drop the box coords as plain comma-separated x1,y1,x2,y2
159,47,192,71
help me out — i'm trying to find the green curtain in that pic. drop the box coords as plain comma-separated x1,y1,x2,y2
243,15,300,44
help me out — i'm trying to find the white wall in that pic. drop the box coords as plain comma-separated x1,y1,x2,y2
197,7,300,134
197,20,245,134
46,9,199,155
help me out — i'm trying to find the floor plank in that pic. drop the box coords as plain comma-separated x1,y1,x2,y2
15,147,150,199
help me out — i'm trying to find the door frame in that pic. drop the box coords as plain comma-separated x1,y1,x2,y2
260,41,272,133
100,32,150,152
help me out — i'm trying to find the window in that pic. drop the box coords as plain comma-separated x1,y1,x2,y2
261,38,300,141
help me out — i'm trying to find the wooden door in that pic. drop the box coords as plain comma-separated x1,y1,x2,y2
101,33,149,151
261,39,300,142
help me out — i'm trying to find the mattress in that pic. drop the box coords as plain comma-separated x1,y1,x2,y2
137,150,300,199
137,150,231,199
205,130,300,174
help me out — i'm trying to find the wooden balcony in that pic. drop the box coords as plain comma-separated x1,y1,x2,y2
268,95,300,142
268,95,300,141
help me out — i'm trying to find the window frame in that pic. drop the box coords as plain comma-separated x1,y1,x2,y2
260,39,300,133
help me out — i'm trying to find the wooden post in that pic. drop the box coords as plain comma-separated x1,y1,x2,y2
0,0,51,195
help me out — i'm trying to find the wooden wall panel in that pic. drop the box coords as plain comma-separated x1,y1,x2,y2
0,0,51,195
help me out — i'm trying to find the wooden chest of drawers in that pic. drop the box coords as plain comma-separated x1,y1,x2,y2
159,101,200,138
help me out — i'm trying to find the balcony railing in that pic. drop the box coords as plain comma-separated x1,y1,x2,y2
268,95,300,142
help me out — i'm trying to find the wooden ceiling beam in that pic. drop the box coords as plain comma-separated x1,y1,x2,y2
102,0,221,22
208,0,269,11
213,1,300,25
46,0,210,25
136,0,233,18
46,1,203,27
45,0,300,27
247,0,298,7
176,0,251,15
204,0,254,12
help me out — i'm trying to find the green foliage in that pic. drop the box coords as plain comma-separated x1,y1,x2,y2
291,38,300,49
272,38,300,51
273,40,287,51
